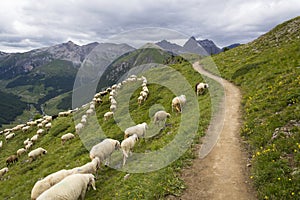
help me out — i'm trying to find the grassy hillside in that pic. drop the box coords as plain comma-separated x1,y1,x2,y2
0,59,222,199
0,91,27,128
0,59,77,126
206,16,300,199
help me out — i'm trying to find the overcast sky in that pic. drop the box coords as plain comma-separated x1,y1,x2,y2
0,0,299,52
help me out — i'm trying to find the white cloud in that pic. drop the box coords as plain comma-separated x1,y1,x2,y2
0,0,299,52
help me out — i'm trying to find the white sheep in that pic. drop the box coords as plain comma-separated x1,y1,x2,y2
110,98,117,105
61,133,75,145
31,169,75,200
24,138,30,145
37,129,45,135
28,147,47,162
36,174,96,200
81,117,87,124
153,110,171,126
121,134,138,166
30,134,39,143
86,108,94,115
172,94,186,113
195,82,209,95
89,138,121,166
137,96,144,106
140,91,148,100
124,122,148,138
75,123,84,134
90,103,95,110
110,104,117,112
25,141,34,150
5,132,15,141
22,125,31,132
71,157,100,175
37,123,43,128
27,121,37,126
45,123,52,130
104,111,114,121
17,148,27,157
0,167,8,179
0,140,2,149
142,86,149,93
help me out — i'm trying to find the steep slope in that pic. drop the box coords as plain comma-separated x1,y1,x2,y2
206,16,300,199
0,58,214,199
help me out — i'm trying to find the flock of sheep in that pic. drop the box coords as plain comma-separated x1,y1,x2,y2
0,73,209,200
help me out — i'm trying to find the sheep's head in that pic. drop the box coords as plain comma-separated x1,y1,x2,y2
43,150,47,154
167,113,171,118
88,175,97,190
142,122,148,129
132,134,139,141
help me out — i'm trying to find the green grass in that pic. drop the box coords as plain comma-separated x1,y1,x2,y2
207,16,300,199
0,59,217,199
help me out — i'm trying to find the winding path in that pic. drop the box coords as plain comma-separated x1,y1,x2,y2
175,62,256,200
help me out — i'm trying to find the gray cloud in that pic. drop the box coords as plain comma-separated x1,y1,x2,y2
0,0,299,52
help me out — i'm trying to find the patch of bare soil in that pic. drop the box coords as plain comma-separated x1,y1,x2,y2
171,62,257,200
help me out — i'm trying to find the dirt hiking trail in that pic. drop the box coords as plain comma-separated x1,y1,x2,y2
174,62,257,200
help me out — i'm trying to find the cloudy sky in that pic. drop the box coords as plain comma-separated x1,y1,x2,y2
0,0,299,52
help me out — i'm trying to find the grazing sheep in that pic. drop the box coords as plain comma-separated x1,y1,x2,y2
140,91,148,100
28,147,47,162
36,174,96,200
24,138,30,145
5,132,15,141
93,97,102,104
104,111,114,121
17,148,27,157
27,121,37,126
31,169,75,200
37,129,45,135
86,108,94,115
89,139,121,166
45,123,52,130
25,141,34,150
90,103,95,110
30,134,39,143
58,110,73,117
99,91,108,96
110,104,117,112
72,157,100,175
81,117,87,125
6,155,18,166
75,123,84,134
37,123,43,128
172,95,186,113
195,82,209,95
153,110,171,126
124,122,148,138
137,96,144,106
0,167,8,179
142,86,149,93
22,125,31,132
110,98,117,105
0,140,2,149
61,133,75,145
121,134,138,166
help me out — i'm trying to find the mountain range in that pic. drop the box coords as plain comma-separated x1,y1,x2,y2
0,37,235,126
